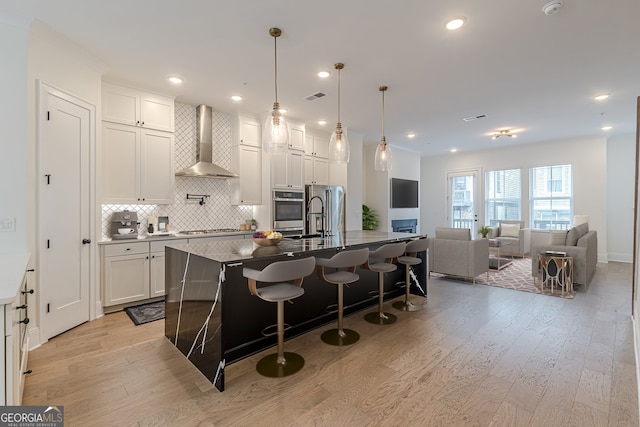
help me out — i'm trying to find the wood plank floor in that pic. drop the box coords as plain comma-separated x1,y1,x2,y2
23,261,639,426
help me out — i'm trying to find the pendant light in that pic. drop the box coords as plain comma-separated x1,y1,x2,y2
328,63,350,163
263,27,289,153
374,86,392,171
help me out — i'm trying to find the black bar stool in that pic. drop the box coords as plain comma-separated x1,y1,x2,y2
362,241,407,325
243,256,316,378
393,237,429,312
316,247,370,346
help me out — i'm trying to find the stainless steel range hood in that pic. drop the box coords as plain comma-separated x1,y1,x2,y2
175,105,238,179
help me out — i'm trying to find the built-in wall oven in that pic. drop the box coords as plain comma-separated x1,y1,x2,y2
272,190,305,235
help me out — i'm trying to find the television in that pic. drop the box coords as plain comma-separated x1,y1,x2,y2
390,178,419,208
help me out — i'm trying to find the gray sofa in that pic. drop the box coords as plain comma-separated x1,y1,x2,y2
487,220,531,257
531,222,597,287
429,227,489,284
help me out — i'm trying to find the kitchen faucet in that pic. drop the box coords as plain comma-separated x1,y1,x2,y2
307,195,325,238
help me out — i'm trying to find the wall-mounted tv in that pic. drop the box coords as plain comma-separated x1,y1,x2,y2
390,178,419,208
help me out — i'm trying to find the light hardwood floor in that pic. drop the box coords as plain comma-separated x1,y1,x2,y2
23,261,639,426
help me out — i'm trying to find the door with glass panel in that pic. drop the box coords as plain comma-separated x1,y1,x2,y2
447,170,479,235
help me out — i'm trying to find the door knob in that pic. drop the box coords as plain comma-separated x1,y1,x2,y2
82,239,91,244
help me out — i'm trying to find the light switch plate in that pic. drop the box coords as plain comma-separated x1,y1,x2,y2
0,218,16,232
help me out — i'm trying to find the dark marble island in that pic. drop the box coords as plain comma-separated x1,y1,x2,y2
164,231,428,391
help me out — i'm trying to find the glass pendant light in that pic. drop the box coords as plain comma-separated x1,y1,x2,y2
263,27,289,153
374,86,392,171
328,63,350,163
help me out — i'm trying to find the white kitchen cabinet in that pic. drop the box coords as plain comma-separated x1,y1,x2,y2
102,243,150,306
150,239,186,298
102,239,188,306
102,122,175,204
304,133,329,158
288,121,305,151
0,256,30,406
272,149,304,190
230,115,262,205
304,156,329,185
102,82,175,132
231,145,262,205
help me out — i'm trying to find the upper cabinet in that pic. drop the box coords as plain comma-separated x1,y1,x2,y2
304,131,330,185
231,114,262,205
304,133,329,159
288,120,305,151
102,82,175,132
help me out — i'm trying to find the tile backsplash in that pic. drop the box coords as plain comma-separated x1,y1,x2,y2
101,102,253,239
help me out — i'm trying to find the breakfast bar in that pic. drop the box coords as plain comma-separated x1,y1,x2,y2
164,231,427,391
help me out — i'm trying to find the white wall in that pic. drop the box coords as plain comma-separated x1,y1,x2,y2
421,136,610,262
364,144,421,232
0,21,28,254
607,133,635,262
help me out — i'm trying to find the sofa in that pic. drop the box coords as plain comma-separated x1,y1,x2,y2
530,222,597,287
429,227,489,284
487,220,531,257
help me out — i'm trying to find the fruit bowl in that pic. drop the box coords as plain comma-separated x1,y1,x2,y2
252,237,283,246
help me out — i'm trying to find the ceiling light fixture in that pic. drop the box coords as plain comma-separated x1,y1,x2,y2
374,86,392,171
168,76,183,84
231,95,242,101
317,71,330,78
451,148,458,153
601,125,612,131
594,94,609,101
407,133,416,139
263,27,289,153
542,1,563,16
492,129,517,140
328,63,350,163
445,17,466,30
318,120,327,125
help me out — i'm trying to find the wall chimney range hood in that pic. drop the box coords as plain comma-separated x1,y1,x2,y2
175,105,238,179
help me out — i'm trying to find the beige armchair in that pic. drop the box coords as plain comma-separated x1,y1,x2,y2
487,220,531,257
429,227,489,284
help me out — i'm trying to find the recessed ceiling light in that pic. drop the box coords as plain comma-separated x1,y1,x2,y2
450,148,458,153
231,95,242,101
168,76,183,84
602,125,612,131
279,108,287,114
407,133,416,139
594,94,609,101
445,17,466,30
317,71,330,78
318,120,327,125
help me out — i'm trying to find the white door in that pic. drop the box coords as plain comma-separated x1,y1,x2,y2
447,169,480,236
39,83,93,339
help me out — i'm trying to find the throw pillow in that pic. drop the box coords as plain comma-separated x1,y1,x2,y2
549,230,567,245
565,227,579,246
500,223,520,238
575,222,589,239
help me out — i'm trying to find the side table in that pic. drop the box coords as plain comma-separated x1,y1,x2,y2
537,253,573,296
488,239,513,271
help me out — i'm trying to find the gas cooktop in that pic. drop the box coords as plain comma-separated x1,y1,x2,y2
178,229,242,235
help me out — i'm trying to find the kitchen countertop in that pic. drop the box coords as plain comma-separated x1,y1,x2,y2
167,230,424,264
98,230,253,245
0,252,31,305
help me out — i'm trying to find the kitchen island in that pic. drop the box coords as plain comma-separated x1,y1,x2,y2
164,231,428,391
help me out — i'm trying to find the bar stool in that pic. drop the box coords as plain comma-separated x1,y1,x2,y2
243,256,316,378
316,247,370,346
362,241,407,325
393,237,429,312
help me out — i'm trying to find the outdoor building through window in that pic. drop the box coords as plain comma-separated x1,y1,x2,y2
485,169,521,226
530,164,573,230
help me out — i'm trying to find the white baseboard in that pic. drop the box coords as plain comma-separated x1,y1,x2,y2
95,300,104,319
633,312,640,424
608,252,633,263
27,327,41,351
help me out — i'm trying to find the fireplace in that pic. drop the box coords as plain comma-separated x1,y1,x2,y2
392,219,417,233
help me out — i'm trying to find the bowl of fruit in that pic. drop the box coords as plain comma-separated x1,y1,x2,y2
252,229,283,246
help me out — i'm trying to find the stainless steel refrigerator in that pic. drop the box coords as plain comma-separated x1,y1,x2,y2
305,185,345,237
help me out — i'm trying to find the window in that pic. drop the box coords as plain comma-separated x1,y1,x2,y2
530,164,573,230
485,169,521,226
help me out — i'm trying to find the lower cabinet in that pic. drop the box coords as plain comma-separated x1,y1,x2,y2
102,239,188,307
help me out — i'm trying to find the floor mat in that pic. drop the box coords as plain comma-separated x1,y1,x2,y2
124,301,165,325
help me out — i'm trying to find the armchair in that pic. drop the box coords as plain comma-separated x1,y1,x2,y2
429,227,489,284
487,220,531,257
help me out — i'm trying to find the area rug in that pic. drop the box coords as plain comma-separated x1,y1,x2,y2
481,257,576,299
124,301,164,325
433,257,576,299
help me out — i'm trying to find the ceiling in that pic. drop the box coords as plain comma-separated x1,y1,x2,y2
2,0,639,156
